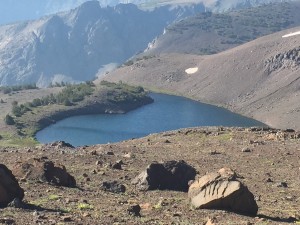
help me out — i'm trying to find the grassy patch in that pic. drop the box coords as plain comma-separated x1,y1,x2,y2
48,194,61,201
77,203,94,210
0,132,38,147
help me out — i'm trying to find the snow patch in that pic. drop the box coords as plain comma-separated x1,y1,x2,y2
185,67,198,74
282,31,300,38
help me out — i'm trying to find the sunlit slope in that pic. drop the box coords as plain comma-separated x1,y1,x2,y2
102,27,300,130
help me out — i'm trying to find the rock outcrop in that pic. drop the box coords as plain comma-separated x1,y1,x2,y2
0,164,24,208
13,158,76,187
265,47,300,73
132,160,196,192
188,168,258,216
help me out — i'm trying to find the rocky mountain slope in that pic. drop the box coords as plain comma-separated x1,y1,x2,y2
101,26,300,130
0,0,291,25
145,1,300,55
0,1,204,87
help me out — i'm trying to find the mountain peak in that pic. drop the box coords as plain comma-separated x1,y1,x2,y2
76,0,101,16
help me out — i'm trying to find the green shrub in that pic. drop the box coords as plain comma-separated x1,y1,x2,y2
4,114,15,125
63,99,72,106
0,84,37,94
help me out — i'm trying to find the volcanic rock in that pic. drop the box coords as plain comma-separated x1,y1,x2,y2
101,181,126,193
49,141,74,149
132,160,196,192
188,168,258,216
127,204,141,217
13,159,76,187
0,164,24,207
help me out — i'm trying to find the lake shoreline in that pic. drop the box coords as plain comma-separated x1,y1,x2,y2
33,93,154,141
36,92,267,146
0,83,153,147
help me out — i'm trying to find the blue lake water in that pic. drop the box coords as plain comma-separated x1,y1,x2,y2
36,93,264,146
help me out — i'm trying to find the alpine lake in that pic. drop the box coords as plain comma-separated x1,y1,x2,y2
36,93,265,146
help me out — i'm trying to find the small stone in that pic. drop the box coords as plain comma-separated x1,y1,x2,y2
210,150,220,155
127,204,141,217
266,178,273,182
82,173,88,178
20,178,27,182
173,212,181,217
101,181,126,193
205,218,216,225
106,151,114,155
116,160,124,165
83,213,91,217
285,196,294,201
164,139,171,143
0,218,15,225
123,153,132,158
242,147,251,152
62,216,72,222
255,195,261,201
276,182,288,188
95,160,102,166
112,162,122,170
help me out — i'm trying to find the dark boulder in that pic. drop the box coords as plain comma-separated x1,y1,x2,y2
13,158,76,187
101,181,126,193
43,161,76,187
132,160,196,192
0,164,24,208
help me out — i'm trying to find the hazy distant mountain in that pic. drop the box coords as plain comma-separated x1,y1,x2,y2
0,1,204,87
0,0,292,25
145,1,300,55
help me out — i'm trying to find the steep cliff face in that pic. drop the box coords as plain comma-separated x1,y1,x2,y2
0,1,205,87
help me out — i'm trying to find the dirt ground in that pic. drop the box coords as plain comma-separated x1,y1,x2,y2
0,127,299,224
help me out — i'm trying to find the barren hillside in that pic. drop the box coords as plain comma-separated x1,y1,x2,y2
145,1,300,55
101,26,300,130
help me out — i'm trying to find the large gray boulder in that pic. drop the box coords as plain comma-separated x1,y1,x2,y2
0,164,24,207
188,168,258,216
132,160,196,192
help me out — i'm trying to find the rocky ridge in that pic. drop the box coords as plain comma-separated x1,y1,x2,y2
0,1,205,87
